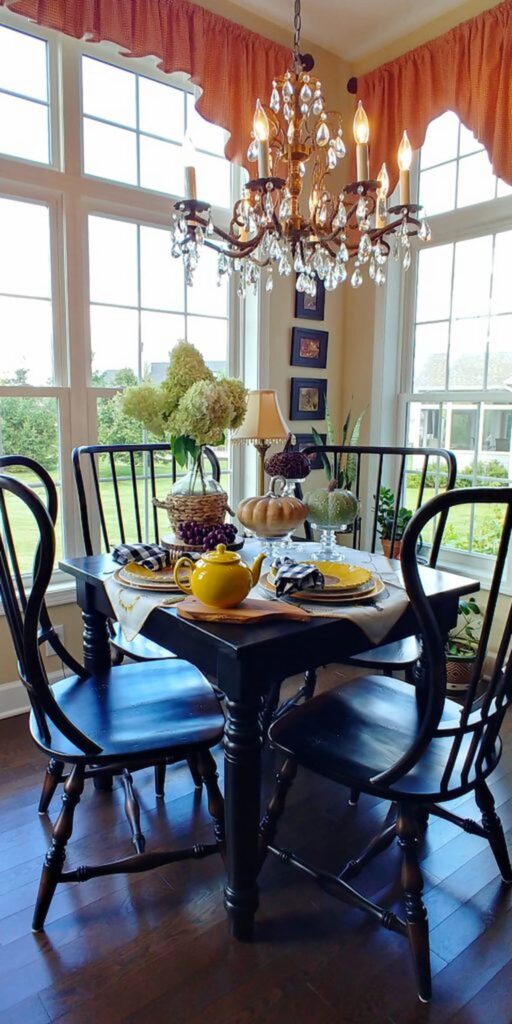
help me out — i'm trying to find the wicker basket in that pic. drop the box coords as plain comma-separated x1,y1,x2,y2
153,491,229,534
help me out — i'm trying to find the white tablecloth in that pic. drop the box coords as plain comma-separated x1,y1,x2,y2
104,545,410,647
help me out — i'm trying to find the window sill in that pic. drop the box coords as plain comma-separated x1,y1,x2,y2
0,580,77,616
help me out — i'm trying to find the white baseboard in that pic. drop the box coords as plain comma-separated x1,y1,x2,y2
0,671,63,720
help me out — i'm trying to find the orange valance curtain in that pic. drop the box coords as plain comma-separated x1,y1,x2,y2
0,0,290,166
357,0,512,192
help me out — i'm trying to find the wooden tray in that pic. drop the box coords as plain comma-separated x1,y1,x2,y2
177,596,310,623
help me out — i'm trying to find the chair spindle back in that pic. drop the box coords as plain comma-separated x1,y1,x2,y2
374,487,512,793
298,444,457,564
0,473,99,754
72,443,221,555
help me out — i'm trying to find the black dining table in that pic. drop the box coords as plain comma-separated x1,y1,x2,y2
59,546,478,941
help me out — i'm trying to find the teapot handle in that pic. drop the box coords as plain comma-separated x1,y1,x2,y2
173,556,195,594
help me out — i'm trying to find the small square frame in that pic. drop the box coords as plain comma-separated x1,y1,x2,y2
291,327,328,368
294,276,326,320
290,377,327,421
293,432,327,470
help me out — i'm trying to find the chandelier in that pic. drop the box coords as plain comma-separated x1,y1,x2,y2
170,0,431,298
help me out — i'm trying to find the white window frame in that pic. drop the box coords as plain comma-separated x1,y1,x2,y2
392,141,512,591
0,7,247,593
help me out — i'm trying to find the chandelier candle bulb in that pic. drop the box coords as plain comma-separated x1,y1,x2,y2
376,162,389,228
353,101,370,180
398,130,412,206
182,135,197,200
253,99,271,178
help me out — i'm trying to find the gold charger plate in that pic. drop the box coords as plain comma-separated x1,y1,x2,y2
268,561,372,592
285,576,385,604
114,564,180,592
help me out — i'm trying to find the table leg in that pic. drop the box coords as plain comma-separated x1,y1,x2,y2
223,694,263,940
80,586,113,791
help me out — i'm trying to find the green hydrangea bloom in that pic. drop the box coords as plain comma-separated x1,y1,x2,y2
160,340,213,417
220,377,248,429
121,384,166,438
174,378,233,446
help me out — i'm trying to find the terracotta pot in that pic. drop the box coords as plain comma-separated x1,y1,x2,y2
381,538,401,559
445,653,477,696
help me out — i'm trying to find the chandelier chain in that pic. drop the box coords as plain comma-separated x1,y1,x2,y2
293,0,301,57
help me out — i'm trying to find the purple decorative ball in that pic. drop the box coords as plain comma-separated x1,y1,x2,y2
264,450,311,480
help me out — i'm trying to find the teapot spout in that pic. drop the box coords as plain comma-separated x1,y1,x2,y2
250,551,266,587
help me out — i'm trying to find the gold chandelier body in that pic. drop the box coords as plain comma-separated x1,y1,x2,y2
170,2,431,297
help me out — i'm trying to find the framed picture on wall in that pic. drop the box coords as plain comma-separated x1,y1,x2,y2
294,275,325,320
293,432,327,470
291,327,328,368
290,377,327,421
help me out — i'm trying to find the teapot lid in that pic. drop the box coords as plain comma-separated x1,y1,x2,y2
202,543,241,565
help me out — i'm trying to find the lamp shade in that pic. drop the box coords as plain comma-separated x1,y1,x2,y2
232,389,289,444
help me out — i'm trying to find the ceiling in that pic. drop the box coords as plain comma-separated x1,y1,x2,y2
231,0,472,61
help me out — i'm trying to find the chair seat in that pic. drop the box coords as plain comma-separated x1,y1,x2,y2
30,660,225,762
349,634,421,671
269,675,500,800
110,623,175,662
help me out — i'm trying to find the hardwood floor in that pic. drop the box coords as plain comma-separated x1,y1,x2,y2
0,667,511,1024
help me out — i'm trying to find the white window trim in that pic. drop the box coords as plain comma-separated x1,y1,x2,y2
372,146,512,592
0,9,249,588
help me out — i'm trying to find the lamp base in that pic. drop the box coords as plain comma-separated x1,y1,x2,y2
254,441,271,495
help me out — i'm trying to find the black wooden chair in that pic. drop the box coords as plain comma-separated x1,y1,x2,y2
72,442,220,664
266,444,457,731
0,471,225,933
0,455,86,814
260,487,512,1003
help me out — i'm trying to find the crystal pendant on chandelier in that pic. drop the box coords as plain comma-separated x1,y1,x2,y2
169,0,430,298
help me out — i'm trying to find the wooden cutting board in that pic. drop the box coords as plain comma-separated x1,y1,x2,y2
176,595,310,623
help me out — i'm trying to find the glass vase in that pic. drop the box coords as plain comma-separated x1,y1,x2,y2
171,450,224,496
304,487,359,562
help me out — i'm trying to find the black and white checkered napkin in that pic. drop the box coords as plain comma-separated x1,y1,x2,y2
272,557,325,597
112,543,171,571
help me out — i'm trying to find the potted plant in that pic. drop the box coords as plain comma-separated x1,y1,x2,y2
376,486,413,558
121,341,247,533
446,596,482,697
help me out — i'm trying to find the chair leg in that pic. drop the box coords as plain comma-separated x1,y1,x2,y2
348,788,360,806
258,756,297,868
195,749,225,851
121,769,146,853
397,804,432,1003
475,781,512,883
186,752,203,789
154,763,166,799
32,763,84,932
38,757,65,815
303,668,317,700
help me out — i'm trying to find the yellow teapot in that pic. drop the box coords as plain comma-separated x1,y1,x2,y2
173,544,266,609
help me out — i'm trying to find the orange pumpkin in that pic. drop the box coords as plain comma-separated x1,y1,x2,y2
237,476,307,538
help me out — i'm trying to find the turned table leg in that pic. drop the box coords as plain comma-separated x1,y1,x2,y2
79,584,113,792
223,693,263,940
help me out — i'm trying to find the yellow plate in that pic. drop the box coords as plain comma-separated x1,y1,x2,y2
268,561,372,591
115,563,180,591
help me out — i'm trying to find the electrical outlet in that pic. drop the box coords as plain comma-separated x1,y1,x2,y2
44,624,65,658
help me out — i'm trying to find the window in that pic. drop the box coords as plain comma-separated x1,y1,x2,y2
402,111,512,570
0,24,50,164
0,11,239,577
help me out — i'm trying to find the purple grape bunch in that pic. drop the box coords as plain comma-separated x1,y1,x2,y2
178,520,238,551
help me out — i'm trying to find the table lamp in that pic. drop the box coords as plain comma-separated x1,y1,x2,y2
232,389,289,494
